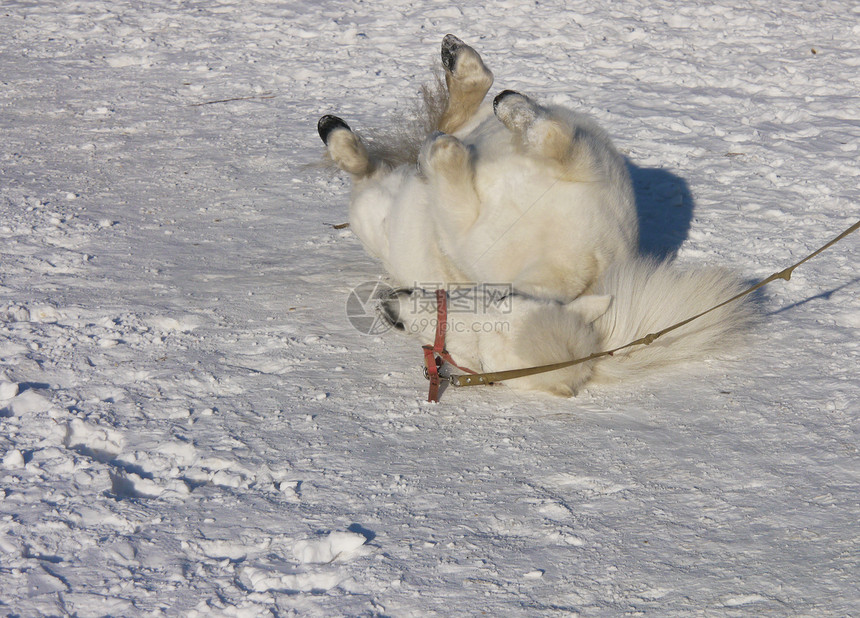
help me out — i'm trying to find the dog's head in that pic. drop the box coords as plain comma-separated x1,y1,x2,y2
380,286,613,396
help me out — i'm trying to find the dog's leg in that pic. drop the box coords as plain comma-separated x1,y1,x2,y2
493,90,593,178
493,91,570,160
438,35,494,134
420,132,481,230
318,115,376,178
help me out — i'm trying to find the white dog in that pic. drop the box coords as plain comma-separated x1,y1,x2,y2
381,259,755,396
320,35,752,396
319,34,638,302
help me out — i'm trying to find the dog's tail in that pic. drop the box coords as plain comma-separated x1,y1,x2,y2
590,258,756,384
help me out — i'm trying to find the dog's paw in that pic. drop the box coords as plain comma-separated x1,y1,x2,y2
440,34,493,87
442,34,472,73
319,116,373,176
493,90,539,133
419,132,470,176
317,115,351,145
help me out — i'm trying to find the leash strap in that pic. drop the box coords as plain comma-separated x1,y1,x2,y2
422,289,480,402
433,288,447,352
422,345,442,403
428,219,859,393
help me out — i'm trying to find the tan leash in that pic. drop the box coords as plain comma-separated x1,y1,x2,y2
423,219,859,400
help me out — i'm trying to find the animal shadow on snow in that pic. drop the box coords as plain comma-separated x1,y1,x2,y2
628,163,695,259
768,276,860,317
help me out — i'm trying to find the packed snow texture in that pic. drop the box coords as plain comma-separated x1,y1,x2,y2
1,0,858,615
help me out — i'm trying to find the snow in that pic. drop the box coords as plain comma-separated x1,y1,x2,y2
0,0,858,615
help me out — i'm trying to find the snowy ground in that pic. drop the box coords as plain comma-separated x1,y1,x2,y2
1,0,858,615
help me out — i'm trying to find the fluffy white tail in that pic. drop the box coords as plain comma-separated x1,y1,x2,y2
591,258,756,383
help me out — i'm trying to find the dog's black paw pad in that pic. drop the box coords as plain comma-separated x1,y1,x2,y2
441,34,465,73
318,115,351,144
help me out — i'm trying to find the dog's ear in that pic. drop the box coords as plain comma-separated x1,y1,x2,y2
565,295,612,324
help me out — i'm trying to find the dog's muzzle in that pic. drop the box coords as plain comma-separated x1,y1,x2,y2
377,288,412,331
